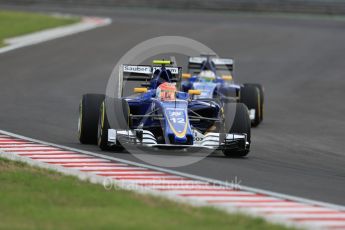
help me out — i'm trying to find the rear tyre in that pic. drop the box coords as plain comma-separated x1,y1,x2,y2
78,94,105,144
244,83,264,122
240,85,261,127
222,103,251,157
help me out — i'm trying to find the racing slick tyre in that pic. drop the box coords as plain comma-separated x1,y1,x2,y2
240,85,261,127
244,83,264,122
78,94,105,144
97,98,130,151
222,103,251,157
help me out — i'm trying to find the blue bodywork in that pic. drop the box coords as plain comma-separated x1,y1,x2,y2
182,59,240,100
123,67,221,145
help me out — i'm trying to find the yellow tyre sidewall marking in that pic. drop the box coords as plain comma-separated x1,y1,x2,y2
101,102,105,129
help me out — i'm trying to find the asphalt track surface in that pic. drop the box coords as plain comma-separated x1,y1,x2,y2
0,5,345,205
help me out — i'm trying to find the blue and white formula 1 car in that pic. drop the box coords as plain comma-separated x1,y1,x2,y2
78,60,251,157
182,55,264,127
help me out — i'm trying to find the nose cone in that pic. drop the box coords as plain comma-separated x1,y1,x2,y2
160,101,193,145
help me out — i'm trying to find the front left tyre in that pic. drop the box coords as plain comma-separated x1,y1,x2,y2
244,83,264,122
240,85,261,127
222,103,251,157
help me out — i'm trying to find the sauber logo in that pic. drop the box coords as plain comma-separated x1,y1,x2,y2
123,65,151,74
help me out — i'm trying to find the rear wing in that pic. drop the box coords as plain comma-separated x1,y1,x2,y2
152,66,182,82
188,56,234,74
121,64,182,82
117,64,182,97
122,65,152,81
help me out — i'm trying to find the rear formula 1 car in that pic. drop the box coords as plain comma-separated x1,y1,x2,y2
182,55,264,127
78,60,251,157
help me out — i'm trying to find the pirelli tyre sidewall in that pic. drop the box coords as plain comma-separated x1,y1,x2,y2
240,85,261,127
107,98,131,130
97,101,110,150
244,83,264,122
78,94,105,144
98,98,129,151
222,102,251,157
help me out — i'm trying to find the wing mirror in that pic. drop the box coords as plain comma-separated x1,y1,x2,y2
188,89,201,95
182,73,191,79
222,75,233,81
134,88,148,93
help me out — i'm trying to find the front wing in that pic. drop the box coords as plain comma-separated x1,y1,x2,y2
107,129,249,152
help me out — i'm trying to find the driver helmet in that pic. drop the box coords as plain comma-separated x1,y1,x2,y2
199,70,216,82
156,82,177,101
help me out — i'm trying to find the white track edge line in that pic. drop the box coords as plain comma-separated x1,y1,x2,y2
0,15,111,54
0,129,344,212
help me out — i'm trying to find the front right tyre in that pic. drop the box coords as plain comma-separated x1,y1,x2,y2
97,101,111,150
78,94,105,144
97,98,130,151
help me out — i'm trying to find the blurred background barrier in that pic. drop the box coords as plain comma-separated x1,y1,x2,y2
0,0,345,15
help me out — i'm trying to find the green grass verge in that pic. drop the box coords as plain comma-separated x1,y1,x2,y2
0,10,79,47
0,157,295,230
